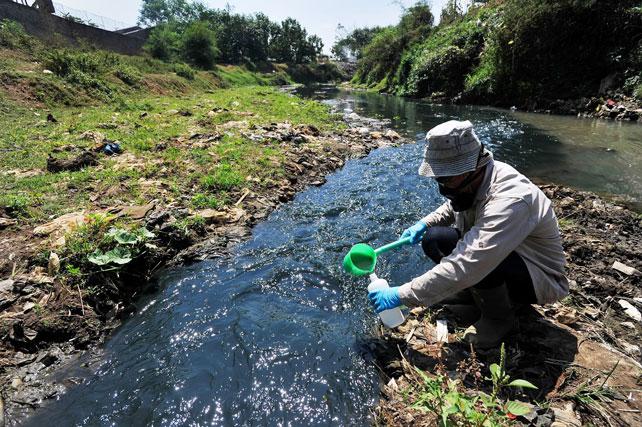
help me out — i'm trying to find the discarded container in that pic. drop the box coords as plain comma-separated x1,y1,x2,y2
343,237,411,276
368,274,404,328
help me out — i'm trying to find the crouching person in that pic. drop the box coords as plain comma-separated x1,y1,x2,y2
368,120,568,349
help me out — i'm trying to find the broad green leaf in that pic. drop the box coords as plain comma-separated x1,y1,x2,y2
140,229,155,239
489,363,501,379
507,379,538,389
505,400,531,416
106,247,132,264
88,249,111,266
108,228,139,245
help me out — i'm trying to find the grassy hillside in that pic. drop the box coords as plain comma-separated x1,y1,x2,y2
352,0,642,107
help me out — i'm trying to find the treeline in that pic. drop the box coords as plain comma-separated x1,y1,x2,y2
141,0,324,69
338,0,642,106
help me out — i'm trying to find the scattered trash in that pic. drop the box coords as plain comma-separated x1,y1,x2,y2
618,299,641,322
47,151,98,173
611,260,641,277
435,319,449,343
48,252,60,276
102,141,122,156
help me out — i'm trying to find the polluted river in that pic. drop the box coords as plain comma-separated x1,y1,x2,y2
25,87,642,426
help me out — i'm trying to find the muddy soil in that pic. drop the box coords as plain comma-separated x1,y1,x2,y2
374,185,642,426
0,112,404,425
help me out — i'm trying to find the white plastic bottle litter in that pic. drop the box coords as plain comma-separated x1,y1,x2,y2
368,274,405,328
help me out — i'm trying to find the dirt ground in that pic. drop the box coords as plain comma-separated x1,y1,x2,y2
374,185,642,426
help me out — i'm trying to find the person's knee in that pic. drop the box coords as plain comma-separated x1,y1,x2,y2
422,233,442,262
422,226,459,263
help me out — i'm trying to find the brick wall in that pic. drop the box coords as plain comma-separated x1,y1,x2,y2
0,0,146,55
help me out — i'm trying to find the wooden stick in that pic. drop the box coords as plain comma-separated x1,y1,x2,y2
235,188,251,206
77,284,85,316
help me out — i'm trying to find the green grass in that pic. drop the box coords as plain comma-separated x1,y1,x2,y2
0,86,340,223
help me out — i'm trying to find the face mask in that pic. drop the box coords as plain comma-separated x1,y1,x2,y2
437,166,485,212
438,184,476,211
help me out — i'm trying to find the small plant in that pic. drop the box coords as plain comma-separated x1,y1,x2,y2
174,63,196,80
562,361,619,421
114,66,142,86
87,226,155,266
1,194,31,218
200,164,244,191
411,344,537,426
191,193,222,209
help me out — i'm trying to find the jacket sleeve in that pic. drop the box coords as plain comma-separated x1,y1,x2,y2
421,201,455,227
398,197,536,307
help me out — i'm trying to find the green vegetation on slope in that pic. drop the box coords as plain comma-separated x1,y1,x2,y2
350,0,642,106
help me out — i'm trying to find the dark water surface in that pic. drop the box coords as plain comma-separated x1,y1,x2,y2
27,87,641,426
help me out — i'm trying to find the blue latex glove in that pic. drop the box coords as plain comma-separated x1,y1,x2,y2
401,221,427,244
368,287,401,313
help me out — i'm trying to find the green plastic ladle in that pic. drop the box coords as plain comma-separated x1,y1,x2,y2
342,237,412,276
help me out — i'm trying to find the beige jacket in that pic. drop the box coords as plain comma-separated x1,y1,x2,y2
398,160,568,306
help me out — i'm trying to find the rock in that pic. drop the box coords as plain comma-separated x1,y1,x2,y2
551,402,581,427
33,211,87,237
11,377,22,389
46,113,57,123
166,109,179,115
48,252,60,276
357,127,370,135
197,209,228,224
617,300,641,322
370,131,383,139
0,217,16,229
42,69,53,74
384,129,401,140
78,130,105,144
621,321,636,329
612,261,641,276
0,279,13,293
47,151,98,173
109,203,156,220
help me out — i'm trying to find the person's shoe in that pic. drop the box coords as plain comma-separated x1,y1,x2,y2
463,283,516,349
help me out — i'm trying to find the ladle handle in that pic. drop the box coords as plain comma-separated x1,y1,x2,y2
374,237,412,255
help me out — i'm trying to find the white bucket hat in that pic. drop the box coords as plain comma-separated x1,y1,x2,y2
418,120,490,177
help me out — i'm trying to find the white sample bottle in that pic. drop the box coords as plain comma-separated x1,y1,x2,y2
368,274,405,328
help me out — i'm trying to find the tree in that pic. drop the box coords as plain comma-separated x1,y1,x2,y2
138,0,206,26
181,20,218,69
270,18,320,63
398,1,434,41
145,23,180,60
440,0,463,26
332,26,383,61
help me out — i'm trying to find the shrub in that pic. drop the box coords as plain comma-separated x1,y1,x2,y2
0,20,36,51
173,63,196,80
114,65,142,86
181,21,219,69
145,24,180,61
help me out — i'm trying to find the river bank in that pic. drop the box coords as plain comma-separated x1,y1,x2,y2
0,89,404,424
1,86,640,425
373,185,642,426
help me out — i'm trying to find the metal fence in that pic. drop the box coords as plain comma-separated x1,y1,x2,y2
52,2,132,31
5,0,134,31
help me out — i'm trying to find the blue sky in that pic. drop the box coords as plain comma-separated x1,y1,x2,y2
54,0,449,54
